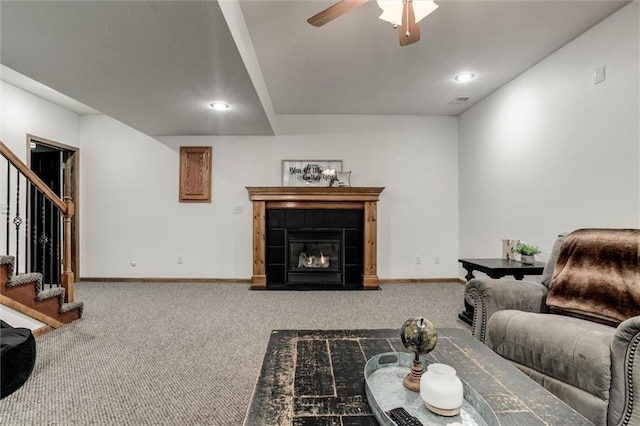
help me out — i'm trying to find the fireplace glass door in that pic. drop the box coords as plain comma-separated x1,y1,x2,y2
287,230,343,285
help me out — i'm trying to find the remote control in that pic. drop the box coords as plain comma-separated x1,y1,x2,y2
386,407,424,426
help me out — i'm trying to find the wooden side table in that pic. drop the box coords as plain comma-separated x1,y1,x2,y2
458,258,546,325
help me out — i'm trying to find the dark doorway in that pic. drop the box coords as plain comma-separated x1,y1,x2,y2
27,135,79,283
29,146,63,284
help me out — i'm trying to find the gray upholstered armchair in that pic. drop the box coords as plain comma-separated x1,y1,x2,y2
465,229,640,426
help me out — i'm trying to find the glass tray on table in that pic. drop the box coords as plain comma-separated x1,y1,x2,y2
364,352,500,426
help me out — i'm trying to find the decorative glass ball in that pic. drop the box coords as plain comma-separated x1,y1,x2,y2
400,317,438,356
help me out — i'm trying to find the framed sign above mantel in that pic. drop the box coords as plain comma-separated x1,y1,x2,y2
282,159,342,187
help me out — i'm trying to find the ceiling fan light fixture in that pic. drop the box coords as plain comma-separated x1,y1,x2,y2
210,102,230,111
377,0,439,26
454,73,476,83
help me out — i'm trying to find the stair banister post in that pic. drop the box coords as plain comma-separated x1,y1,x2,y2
61,196,75,303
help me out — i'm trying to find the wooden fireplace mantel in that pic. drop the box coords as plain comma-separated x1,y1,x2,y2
246,187,385,290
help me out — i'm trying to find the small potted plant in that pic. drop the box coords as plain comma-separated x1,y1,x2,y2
515,242,542,265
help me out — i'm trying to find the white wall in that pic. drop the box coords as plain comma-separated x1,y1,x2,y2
458,2,640,262
79,114,459,279
0,81,81,266
0,81,81,156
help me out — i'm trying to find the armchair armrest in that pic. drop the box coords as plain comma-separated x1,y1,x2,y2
465,278,549,344
608,316,640,426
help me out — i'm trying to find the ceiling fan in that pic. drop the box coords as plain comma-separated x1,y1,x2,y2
307,0,439,46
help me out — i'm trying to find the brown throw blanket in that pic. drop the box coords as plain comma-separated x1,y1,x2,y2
547,228,640,326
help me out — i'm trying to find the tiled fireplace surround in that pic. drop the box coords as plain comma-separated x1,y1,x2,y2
246,187,384,290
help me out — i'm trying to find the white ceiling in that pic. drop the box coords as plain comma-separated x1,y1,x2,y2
0,0,630,137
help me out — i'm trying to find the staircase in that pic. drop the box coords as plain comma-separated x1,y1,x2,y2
1,255,82,325
2,140,82,327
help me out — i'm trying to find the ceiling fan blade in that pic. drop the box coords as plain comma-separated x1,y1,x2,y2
307,0,369,27
399,0,420,46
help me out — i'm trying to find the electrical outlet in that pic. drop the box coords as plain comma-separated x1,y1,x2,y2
0,203,8,214
415,256,422,265
234,206,244,214
177,255,183,264
435,256,440,264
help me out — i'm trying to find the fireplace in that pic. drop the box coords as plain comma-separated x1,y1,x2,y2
287,230,342,285
247,187,384,290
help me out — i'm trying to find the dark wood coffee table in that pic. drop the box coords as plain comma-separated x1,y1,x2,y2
458,258,546,325
244,328,592,425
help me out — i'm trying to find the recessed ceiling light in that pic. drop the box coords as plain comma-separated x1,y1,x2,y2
454,73,475,83
210,102,230,111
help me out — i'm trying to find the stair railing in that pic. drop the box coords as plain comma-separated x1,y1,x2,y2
0,140,75,302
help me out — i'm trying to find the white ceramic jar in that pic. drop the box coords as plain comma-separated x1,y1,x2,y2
419,363,464,416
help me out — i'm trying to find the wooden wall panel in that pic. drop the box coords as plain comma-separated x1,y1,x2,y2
179,146,212,202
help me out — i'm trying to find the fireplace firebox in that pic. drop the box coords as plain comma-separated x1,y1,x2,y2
287,230,343,284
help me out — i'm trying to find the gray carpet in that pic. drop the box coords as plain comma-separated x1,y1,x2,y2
0,282,468,425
